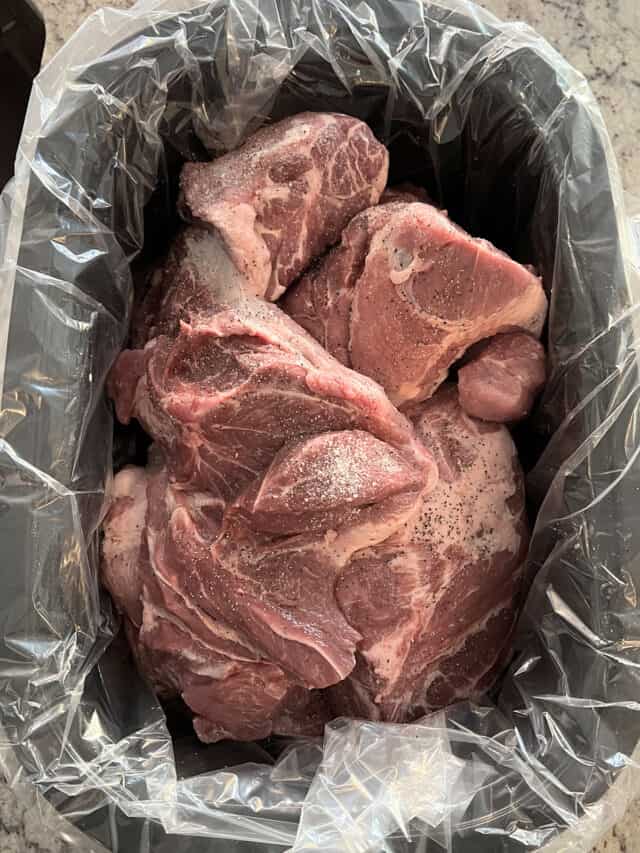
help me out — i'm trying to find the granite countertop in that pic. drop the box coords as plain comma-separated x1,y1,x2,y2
2,1,638,852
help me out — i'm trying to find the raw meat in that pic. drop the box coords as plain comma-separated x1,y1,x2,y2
350,205,547,403
329,386,529,722
108,300,436,498
212,429,426,687
101,465,148,628
238,430,424,537
102,466,325,742
141,468,294,737
194,688,331,743
104,299,439,740
102,423,429,740
281,201,547,406
380,183,431,204
279,190,427,363
281,203,403,364
458,332,547,422
107,349,151,441
180,112,389,301
103,112,545,745
131,226,245,348
139,600,292,741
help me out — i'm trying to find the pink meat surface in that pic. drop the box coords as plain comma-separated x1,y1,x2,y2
102,423,429,740
108,300,435,499
379,183,431,204
103,300,438,740
180,112,389,301
280,203,405,364
458,332,547,422
282,201,547,406
101,466,325,742
101,466,148,628
131,226,245,348
103,116,543,744
211,432,425,688
329,386,529,722
102,467,293,740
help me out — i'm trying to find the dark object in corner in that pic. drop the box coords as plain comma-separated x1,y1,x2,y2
0,0,45,189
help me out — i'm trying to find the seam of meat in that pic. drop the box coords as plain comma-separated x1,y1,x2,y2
146,539,261,663
141,599,237,679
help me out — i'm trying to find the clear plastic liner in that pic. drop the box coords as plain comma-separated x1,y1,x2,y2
291,716,482,852
0,1,639,851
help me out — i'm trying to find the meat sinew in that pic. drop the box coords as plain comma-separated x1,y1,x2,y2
329,386,529,722
180,112,389,301
108,300,436,498
282,201,547,406
458,332,547,423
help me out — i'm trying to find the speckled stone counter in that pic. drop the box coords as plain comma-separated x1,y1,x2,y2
3,2,637,852
483,0,639,194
